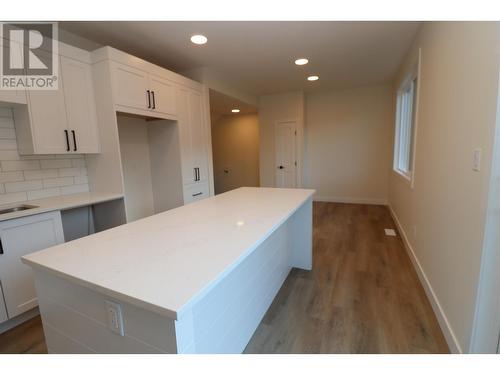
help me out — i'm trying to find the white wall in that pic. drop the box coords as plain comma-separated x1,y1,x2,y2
0,108,89,206
117,115,155,222
258,92,304,188
388,22,500,353
211,113,260,194
305,85,393,204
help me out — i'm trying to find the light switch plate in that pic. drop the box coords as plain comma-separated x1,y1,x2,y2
473,148,482,171
105,300,124,336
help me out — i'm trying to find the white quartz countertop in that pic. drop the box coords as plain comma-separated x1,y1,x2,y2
0,192,124,222
22,187,315,320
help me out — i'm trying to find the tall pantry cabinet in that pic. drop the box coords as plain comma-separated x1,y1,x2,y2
86,47,214,222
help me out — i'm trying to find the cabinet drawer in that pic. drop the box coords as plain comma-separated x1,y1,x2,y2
183,183,209,204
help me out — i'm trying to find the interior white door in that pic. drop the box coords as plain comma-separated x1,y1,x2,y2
0,212,64,319
189,90,209,183
149,74,176,116
112,62,150,110
275,120,297,188
60,56,100,153
27,54,68,154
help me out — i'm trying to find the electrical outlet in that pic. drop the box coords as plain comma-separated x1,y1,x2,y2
105,300,124,336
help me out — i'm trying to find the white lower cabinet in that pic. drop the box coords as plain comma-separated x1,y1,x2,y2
0,282,8,324
0,212,64,320
183,182,209,204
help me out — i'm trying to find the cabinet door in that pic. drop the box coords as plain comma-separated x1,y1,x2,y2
0,212,64,319
0,282,7,324
111,62,150,110
27,54,68,154
60,56,100,153
177,87,195,185
188,90,209,183
149,74,176,116
0,39,27,105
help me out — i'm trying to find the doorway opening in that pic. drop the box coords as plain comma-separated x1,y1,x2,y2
209,90,260,195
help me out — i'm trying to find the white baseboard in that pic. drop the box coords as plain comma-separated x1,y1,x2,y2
388,205,462,353
0,307,40,334
314,195,387,205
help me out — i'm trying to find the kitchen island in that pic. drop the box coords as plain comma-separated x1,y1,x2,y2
22,187,314,353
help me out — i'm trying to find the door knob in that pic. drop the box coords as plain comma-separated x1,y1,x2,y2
278,165,284,169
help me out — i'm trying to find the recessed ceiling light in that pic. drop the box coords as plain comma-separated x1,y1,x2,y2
295,58,309,66
190,34,207,45
307,75,319,81
231,109,240,113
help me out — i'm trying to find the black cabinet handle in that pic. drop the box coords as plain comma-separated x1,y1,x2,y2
192,192,203,197
151,91,156,109
147,90,151,109
0,238,3,255
64,130,70,152
71,130,77,152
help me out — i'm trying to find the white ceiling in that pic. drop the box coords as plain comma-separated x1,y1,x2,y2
209,90,258,116
60,21,420,96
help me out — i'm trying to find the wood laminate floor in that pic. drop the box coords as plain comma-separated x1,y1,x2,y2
0,203,448,354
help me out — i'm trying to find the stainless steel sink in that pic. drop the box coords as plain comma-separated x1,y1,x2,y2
0,204,38,215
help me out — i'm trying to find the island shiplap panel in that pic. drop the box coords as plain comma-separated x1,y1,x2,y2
34,271,177,354
0,108,89,206
174,199,313,353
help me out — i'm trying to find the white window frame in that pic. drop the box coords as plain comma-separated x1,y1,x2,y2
393,49,421,187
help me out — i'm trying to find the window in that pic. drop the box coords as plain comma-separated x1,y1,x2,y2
394,72,418,181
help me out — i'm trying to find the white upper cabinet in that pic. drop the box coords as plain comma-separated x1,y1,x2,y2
0,39,27,105
111,62,176,117
22,52,68,154
149,74,176,116
111,62,150,110
13,44,100,155
60,56,100,153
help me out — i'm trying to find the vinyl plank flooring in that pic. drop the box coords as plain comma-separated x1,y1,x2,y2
0,202,448,354
244,202,449,354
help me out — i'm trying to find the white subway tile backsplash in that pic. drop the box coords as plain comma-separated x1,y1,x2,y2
71,158,86,168
40,159,72,169
58,167,87,177
74,175,88,185
0,111,90,206
0,118,14,128
27,187,61,200
43,176,74,188
0,128,16,139
0,192,28,205
61,184,89,195
24,169,59,180
0,139,19,150
0,150,21,160
0,108,13,118
5,179,43,193
0,171,24,183
1,160,40,171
